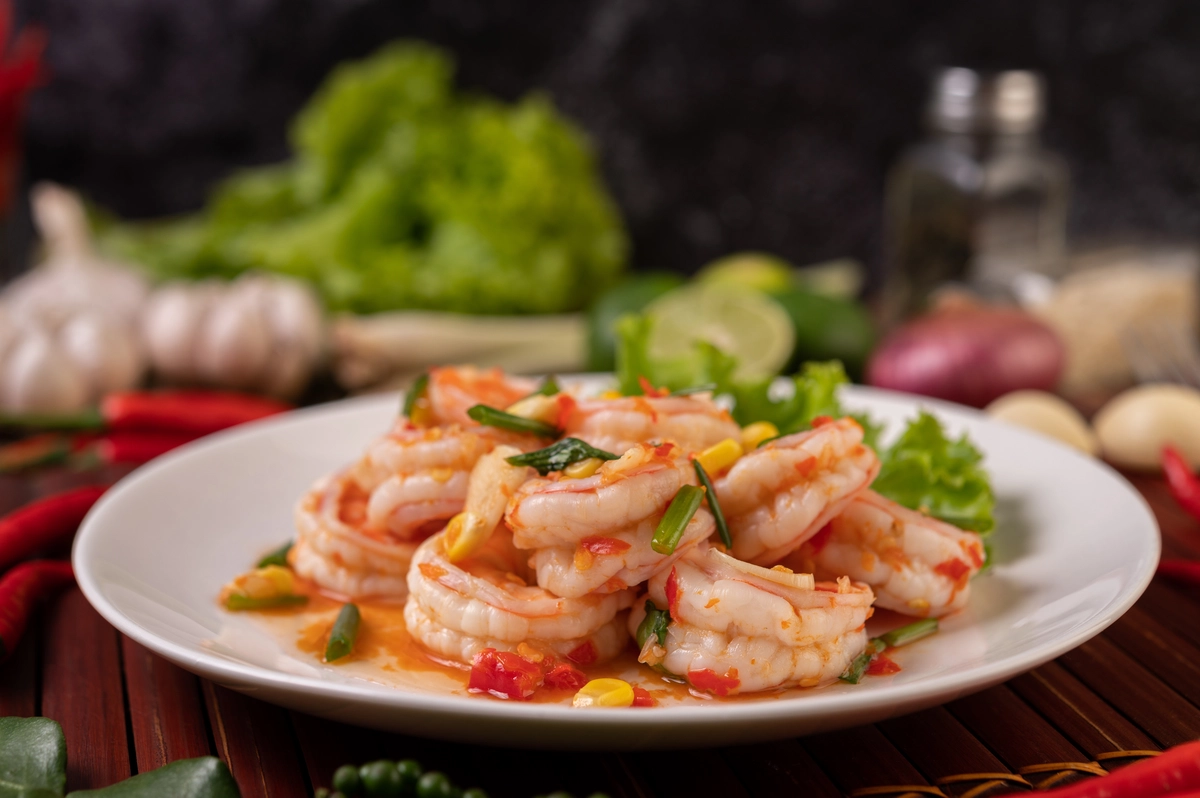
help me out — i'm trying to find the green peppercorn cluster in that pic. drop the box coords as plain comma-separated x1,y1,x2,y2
313,757,610,798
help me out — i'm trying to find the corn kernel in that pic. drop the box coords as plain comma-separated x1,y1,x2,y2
443,511,493,562
741,421,779,449
409,399,434,427
504,394,559,424
599,390,623,400
234,565,294,599
572,678,636,708
563,457,604,479
696,438,744,475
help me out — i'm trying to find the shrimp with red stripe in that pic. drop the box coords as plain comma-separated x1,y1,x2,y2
562,390,741,456
786,490,986,617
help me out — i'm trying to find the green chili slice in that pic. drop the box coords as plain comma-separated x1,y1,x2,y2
225,593,308,611
401,372,430,418
692,459,731,549
256,541,293,569
467,404,561,438
324,602,362,662
651,485,705,555
505,438,619,476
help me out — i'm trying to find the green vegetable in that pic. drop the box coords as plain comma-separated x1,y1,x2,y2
224,594,308,611
504,438,619,476
634,600,670,650
872,411,995,534
879,618,938,648
395,760,422,793
669,383,717,396
729,361,850,432
332,765,361,795
324,603,362,662
97,42,627,315
359,760,401,797
0,716,66,798
650,485,704,555
66,757,239,798
255,541,293,569
692,460,731,549
614,314,738,397
403,373,430,419
461,790,488,798
533,376,560,397
587,273,686,371
416,772,454,798
840,619,939,685
769,289,876,379
467,405,560,438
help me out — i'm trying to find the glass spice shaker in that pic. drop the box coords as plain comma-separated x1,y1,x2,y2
880,68,1069,326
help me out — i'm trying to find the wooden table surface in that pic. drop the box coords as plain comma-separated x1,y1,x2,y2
2,463,1198,798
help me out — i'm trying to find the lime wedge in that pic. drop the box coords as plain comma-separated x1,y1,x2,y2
644,284,795,380
697,252,796,294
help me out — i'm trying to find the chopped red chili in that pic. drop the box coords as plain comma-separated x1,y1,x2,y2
632,686,657,707
665,567,681,616
467,648,543,700
579,536,632,556
566,640,598,666
688,667,740,697
865,654,901,676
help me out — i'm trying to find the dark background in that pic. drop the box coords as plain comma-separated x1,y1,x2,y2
14,0,1200,283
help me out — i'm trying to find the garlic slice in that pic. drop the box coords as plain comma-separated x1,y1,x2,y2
709,547,815,590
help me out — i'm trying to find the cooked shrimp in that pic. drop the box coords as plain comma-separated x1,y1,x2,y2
629,544,874,694
563,393,740,455
424,366,537,426
404,528,634,666
787,490,986,617
715,417,879,565
531,511,715,598
291,471,415,599
505,442,698,550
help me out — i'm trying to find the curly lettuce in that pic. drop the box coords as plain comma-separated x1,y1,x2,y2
872,411,995,535
97,42,628,315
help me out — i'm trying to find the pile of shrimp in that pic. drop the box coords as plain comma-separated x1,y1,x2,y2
292,366,987,699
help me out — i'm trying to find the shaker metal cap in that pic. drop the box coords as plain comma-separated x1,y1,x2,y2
926,67,1045,134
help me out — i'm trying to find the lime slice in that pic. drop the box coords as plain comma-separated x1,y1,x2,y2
697,252,795,294
645,284,794,379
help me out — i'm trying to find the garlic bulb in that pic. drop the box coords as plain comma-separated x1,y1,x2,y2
1,331,90,413
141,273,324,398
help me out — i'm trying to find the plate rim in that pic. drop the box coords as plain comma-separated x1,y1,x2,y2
72,383,1162,731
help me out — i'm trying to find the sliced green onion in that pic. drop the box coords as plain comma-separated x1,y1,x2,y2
651,485,704,555
635,600,671,649
838,639,885,685
0,409,106,431
840,618,939,684
669,383,717,397
401,372,430,418
467,404,560,438
256,541,293,569
324,603,361,662
534,376,560,397
504,438,618,475
225,593,308,611
879,618,939,648
692,459,731,549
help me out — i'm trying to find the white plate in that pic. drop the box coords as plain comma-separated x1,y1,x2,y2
73,384,1160,749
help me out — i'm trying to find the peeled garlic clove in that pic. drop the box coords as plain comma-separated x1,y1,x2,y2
59,314,146,399
142,282,218,383
1094,384,1200,471
194,289,271,389
261,277,324,361
1,331,90,413
985,390,1098,456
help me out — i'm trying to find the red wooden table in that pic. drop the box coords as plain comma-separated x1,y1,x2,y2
2,464,1198,798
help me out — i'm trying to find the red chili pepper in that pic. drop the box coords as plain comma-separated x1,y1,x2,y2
0,560,74,660
632,686,657,707
687,667,741,697
865,654,902,676
101,391,292,435
1033,740,1200,796
637,376,669,398
80,430,201,466
542,659,587,691
665,567,681,617
579,536,633,556
1163,446,1200,522
566,640,598,666
1157,559,1200,586
0,485,107,571
467,648,543,700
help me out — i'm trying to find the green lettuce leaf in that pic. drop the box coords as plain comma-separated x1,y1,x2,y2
0,717,66,798
872,411,995,534
614,314,738,396
66,758,239,798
